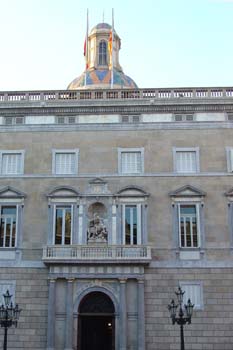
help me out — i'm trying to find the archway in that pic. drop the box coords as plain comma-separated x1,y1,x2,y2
78,291,115,350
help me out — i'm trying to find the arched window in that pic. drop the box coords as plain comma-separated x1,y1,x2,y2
98,40,107,66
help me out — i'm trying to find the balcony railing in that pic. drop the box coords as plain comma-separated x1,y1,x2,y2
0,87,233,104
42,244,151,264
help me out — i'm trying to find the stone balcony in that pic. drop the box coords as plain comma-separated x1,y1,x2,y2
42,244,151,264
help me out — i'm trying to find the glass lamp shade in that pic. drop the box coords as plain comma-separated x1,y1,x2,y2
3,290,12,307
175,287,185,305
14,304,21,321
168,299,177,320
185,299,194,319
0,305,5,320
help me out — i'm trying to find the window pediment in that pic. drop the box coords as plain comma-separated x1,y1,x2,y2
225,188,233,198
169,185,206,199
0,186,26,199
115,185,149,198
47,186,80,199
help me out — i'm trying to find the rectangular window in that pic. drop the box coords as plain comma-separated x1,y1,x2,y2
1,153,23,175
226,147,233,172
0,206,17,248
53,149,79,175
119,148,144,174
179,282,203,310
174,148,199,173
179,205,199,248
125,205,138,245
122,204,142,245
54,206,72,245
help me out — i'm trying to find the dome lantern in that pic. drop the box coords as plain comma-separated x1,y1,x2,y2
67,22,138,90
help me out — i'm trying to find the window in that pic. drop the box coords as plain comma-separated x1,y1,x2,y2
54,206,72,245
121,115,141,123
116,186,149,246
4,117,24,125
179,282,203,310
169,185,206,259
124,205,138,244
174,114,194,122
118,148,144,174
98,40,107,66
56,116,77,124
52,149,79,175
179,204,199,248
0,186,25,252
227,113,233,121
47,187,80,246
0,151,24,175
173,147,199,173
226,147,233,172
0,207,17,247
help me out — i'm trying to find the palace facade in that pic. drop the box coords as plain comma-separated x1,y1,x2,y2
0,22,233,350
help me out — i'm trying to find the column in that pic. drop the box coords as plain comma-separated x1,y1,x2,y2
119,279,127,350
137,279,145,350
65,279,74,350
47,279,56,350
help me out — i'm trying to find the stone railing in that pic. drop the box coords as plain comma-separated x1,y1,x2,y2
42,244,151,264
0,87,233,104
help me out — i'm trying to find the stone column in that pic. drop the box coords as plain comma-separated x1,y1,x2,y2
65,279,74,350
119,279,127,350
47,279,56,350
138,279,145,350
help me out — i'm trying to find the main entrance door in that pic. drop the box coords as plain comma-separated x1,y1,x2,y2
78,291,115,350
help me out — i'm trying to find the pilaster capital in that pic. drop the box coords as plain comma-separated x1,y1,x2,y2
119,278,127,284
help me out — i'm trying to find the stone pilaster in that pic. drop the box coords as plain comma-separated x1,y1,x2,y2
47,278,56,350
138,279,145,350
119,279,127,350
65,278,74,350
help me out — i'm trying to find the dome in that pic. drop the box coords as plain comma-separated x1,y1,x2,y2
90,22,112,35
67,68,138,90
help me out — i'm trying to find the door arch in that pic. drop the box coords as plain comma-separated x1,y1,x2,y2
78,291,115,350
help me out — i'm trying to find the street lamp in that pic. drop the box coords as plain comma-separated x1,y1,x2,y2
168,286,194,350
0,290,21,350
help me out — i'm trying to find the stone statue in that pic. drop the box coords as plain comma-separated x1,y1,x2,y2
87,213,108,243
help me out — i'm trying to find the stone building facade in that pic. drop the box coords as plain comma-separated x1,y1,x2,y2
0,22,233,350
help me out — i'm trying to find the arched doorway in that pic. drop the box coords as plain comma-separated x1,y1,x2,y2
78,291,115,350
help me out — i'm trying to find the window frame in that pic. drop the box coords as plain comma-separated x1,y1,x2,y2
122,204,142,245
179,281,204,310
0,150,24,176
52,204,74,245
178,203,201,249
173,147,200,173
52,149,79,175
118,147,144,175
98,40,107,66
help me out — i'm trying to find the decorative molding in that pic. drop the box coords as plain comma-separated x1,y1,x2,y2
169,185,206,198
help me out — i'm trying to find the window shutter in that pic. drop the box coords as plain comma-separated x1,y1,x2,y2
176,151,196,173
181,284,202,309
121,152,141,174
55,153,75,174
2,154,22,174
229,149,233,172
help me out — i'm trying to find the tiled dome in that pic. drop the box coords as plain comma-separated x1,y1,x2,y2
67,68,138,90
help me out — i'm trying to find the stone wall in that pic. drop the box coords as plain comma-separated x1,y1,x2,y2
145,267,233,350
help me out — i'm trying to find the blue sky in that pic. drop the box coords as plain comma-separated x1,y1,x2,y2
0,0,232,90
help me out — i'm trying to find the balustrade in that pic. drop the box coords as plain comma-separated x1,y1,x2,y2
0,87,232,104
43,244,151,263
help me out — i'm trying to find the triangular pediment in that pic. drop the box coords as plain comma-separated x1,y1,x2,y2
116,185,149,197
169,185,206,198
47,186,80,198
0,186,26,198
225,187,233,197
89,178,107,185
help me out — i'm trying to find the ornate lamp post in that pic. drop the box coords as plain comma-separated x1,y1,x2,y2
168,286,194,350
0,290,21,350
